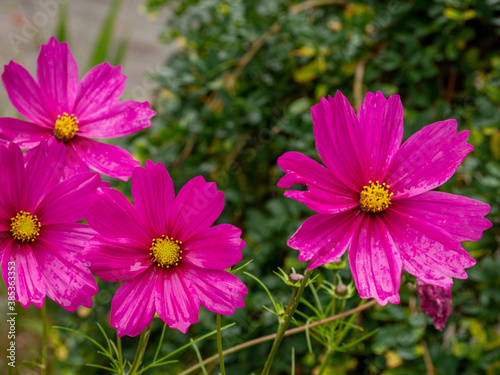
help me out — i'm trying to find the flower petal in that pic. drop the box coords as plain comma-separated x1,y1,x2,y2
386,120,473,199
278,151,359,213
155,267,200,333
277,152,354,194
391,191,492,242
2,61,54,126
84,237,152,282
168,176,224,241
348,215,402,305
311,92,366,191
73,62,126,119
85,187,151,245
416,278,453,331
382,209,475,289
37,37,78,117
71,137,139,181
40,223,97,266
0,143,26,216
180,264,247,314
31,233,98,312
62,142,90,179
111,268,159,337
357,92,403,180
36,172,101,224
1,240,45,308
288,210,362,268
78,101,155,138
25,140,66,211
182,224,245,270
131,161,175,237
0,118,52,149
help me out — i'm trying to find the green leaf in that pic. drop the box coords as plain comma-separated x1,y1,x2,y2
88,0,125,68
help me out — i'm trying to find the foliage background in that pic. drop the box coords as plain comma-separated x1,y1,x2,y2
1,0,500,374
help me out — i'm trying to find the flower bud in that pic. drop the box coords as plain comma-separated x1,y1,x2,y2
335,284,348,296
288,273,304,283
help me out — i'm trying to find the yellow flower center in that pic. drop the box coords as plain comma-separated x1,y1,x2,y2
54,112,79,141
359,180,393,213
10,211,41,242
150,235,183,268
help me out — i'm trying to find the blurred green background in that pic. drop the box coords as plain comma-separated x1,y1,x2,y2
1,0,500,374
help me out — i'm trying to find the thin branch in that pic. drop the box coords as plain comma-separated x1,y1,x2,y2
353,58,367,111
290,0,347,14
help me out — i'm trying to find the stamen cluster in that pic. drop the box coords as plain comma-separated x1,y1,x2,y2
359,180,393,213
54,112,79,141
10,210,41,242
150,235,183,268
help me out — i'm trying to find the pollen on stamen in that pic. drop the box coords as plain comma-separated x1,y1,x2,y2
10,210,41,242
150,235,183,268
359,180,394,214
54,112,79,141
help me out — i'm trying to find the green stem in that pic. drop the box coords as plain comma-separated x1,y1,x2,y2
128,323,153,375
153,324,167,363
317,347,332,375
261,269,313,375
216,314,226,375
117,335,124,374
41,303,48,375
191,338,209,375
331,299,368,353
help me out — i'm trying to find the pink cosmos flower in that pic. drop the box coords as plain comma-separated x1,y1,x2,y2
416,278,453,331
278,91,492,305
0,140,101,310
83,161,247,337
0,37,155,181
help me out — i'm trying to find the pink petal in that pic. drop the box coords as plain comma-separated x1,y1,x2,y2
78,101,155,138
111,268,159,337
1,240,45,308
36,172,101,224
131,161,175,237
311,92,366,191
37,37,78,117
348,215,402,305
155,267,200,333
31,234,98,312
0,231,12,255
382,209,475,289
182,224,245,270
277,151,354,195
284,189,359,214
288,209,362,268
385,120,473,199
24,140,66,211
39,223,97,266
277,151,359,213
62,142,90,179
0,143,26,216
85,187,151,245
2,61,54,126
73,63,126,119
168,176,224,242
0,118,52,149
180,264,247,315
357,92,403,180
391,191,492,242
71,137,139,181
416,278,453,331
84,237,152,282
